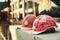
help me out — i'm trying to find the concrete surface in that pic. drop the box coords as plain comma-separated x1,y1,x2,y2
9,22,60,40
16,28,60,40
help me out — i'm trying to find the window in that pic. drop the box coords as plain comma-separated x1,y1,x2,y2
19,5,22,8
15,2,17,10
28,1,33,8
19,14,23,20
25,1,33,9
0,12,8,21
12,4,14,11
25,3,27,9
19,0,22,2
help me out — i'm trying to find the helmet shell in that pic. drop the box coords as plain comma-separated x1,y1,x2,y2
22,14,36,29
32,15,58,34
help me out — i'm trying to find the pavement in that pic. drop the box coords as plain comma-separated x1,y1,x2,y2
9,17,60,40
16,27,60,40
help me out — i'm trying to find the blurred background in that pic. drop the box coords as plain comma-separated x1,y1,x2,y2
0,0,60,40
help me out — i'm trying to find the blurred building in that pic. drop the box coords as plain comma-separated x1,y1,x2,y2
10,0,58,21
10,0,34,21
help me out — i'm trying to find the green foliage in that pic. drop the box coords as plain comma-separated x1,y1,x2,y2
49,7,60,14
35,2,39,16
40,7,60,17
0,2,2,4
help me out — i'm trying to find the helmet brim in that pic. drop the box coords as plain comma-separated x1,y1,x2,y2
31,26,56,34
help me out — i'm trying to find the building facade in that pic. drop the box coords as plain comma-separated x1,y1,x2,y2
10,0,34,21
10,0,54,22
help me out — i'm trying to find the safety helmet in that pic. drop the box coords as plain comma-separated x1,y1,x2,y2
22,14,36,30
32,15,58,34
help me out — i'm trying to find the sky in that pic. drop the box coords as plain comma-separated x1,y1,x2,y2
0,0,7,2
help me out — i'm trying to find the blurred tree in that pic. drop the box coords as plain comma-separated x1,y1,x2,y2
40,7,60,17
49,7,60,14
35,2,39,16
0,2,2,4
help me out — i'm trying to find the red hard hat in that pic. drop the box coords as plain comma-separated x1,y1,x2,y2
22,14,36,30
32,15,58,34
